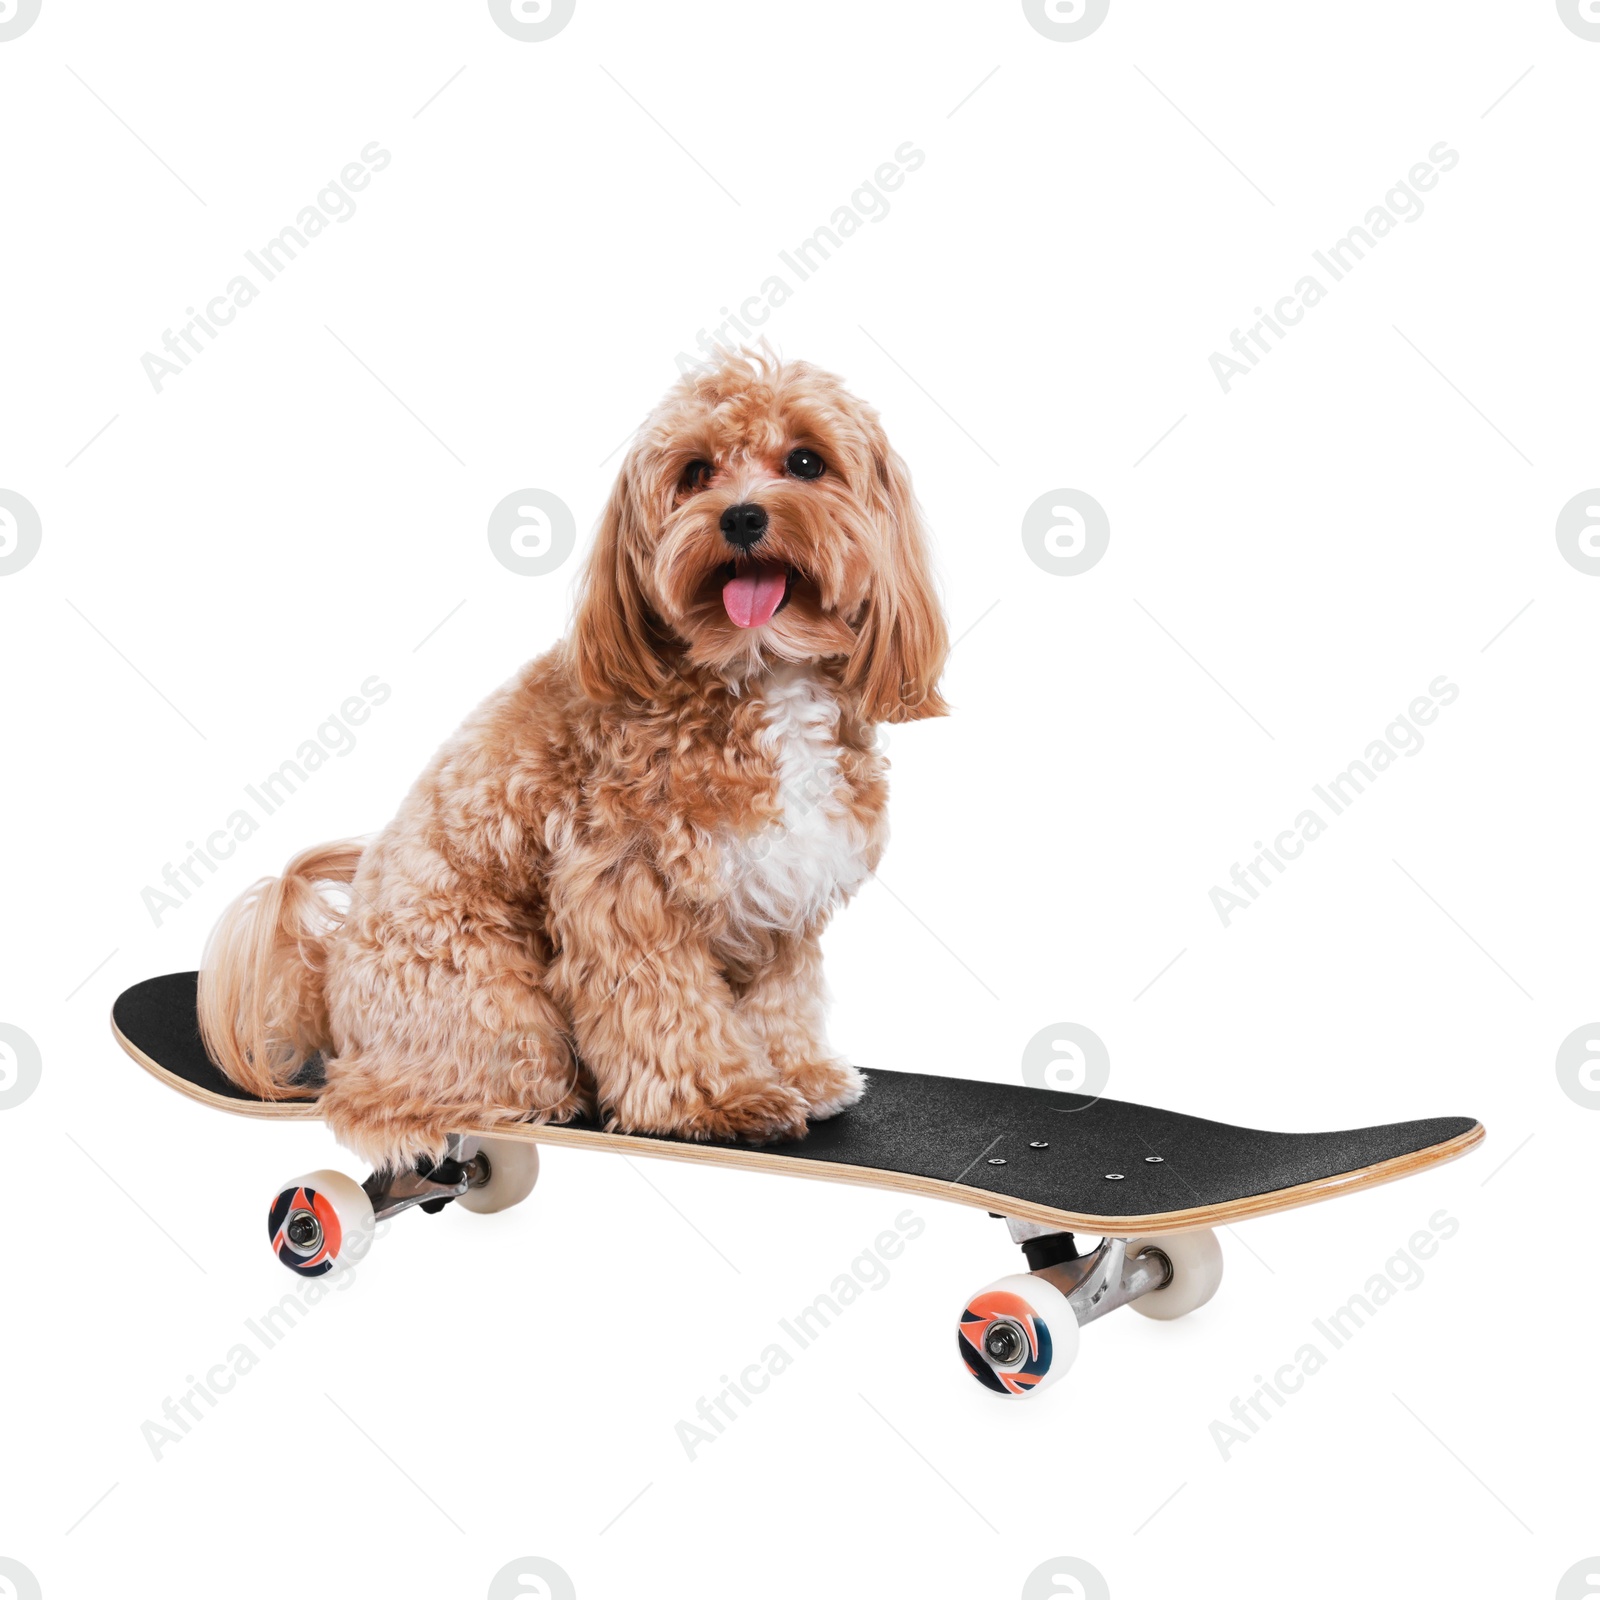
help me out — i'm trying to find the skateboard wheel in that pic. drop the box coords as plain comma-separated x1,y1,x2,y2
455,1137,540,1215
267,1170,374,1278
1125,1228,1223,1321
957,1273,1079,1397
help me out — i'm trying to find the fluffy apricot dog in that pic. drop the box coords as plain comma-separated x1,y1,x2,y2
199,350,948,1172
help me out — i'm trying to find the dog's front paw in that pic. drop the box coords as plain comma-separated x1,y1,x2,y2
685,1080,810,1145
781,1058,866,1121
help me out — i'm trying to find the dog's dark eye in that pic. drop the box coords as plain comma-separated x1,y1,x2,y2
679,459,713,494
785,448,825,480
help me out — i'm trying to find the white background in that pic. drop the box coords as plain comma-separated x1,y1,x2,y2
1,2,1596,1597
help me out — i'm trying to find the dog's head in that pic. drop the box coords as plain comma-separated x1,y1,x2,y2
573,349,948,722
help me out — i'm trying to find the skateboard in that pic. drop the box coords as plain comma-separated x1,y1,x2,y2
112,972,1485,1398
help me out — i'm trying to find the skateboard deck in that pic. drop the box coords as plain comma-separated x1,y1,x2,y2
112,972,1483,1236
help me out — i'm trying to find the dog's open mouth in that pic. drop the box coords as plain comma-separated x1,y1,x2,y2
720,561,793,629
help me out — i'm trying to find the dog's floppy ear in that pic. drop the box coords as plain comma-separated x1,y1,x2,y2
847,427,950,723
573,457,668,704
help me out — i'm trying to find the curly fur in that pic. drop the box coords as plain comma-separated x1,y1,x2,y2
198,350,948,1171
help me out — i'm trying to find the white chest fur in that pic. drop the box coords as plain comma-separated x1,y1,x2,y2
718,669,873,935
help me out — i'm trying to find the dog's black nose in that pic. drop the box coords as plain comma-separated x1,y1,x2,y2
720,502,769,551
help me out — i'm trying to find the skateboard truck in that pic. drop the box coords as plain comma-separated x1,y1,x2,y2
364,1135,489,1220
1001,1216,1171,1321
957,1217,1218,1397
266,1134,543,1279
270,1144,484,1272
996,1213,1082,1270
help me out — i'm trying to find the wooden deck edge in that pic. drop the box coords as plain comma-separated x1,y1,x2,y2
111,1010,1486,1235
112,1011,324,1121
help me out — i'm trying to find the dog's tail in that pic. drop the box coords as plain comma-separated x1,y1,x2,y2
197,839,367,1099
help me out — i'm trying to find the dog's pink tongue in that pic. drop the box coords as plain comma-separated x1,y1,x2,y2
722,564,787,629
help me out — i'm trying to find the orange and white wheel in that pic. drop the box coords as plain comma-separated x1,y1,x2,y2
267,1170,374,1278
957,1272,1079,1397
